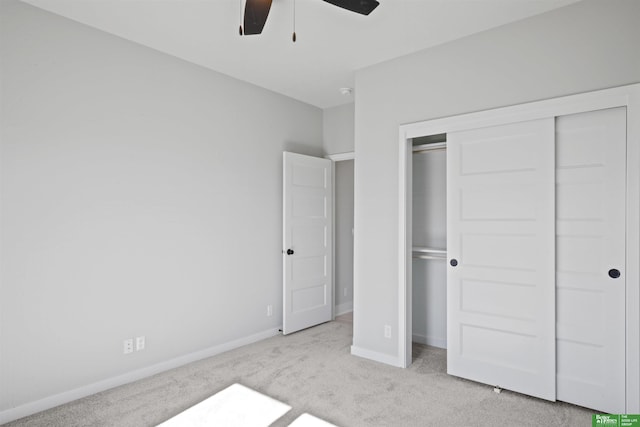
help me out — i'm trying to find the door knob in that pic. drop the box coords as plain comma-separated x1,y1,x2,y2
608,268,621,279
450,259,458,267
286,249,294,255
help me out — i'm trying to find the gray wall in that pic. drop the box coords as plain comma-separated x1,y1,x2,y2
352,0,640,361
334,160,354,314
323,103,354,155
0,0,322,415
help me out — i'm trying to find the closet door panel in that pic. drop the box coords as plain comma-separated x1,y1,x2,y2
447,118,556,401
460,279,537,320
555,107,626,414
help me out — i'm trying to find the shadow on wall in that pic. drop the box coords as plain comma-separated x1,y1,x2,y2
283,141,324,158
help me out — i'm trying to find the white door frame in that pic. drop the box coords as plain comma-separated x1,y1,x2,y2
397,83,640,413
326,151,355,318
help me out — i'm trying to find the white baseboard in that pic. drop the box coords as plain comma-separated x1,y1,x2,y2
350,345,403,367
334,302,353,316
0,327,282,425
412,333,447,349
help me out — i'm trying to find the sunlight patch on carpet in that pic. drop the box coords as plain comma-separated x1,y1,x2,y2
157,383,291,427
289,413,337,426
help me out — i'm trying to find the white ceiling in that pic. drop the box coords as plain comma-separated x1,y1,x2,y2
21,0,580,109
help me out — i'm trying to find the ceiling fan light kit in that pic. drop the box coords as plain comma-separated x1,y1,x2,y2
239,0,379,41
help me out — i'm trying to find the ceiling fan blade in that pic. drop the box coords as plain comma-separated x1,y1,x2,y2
243,0,273,35
322,0,380,16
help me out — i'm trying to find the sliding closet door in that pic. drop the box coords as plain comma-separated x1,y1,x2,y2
555,107,626,413
447,118,556,401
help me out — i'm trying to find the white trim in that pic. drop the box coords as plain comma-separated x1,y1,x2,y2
412,333,447,350
401,86,633,139
325,151,355,161
625,90,640,413
398,83,640,413
0,327,282,425
334,302,353,316
331,160,336,320
398,127,411,368
350,345,402,367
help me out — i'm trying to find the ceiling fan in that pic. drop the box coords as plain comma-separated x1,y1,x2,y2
239,0,380,40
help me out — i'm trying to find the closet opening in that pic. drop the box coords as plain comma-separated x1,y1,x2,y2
411,134,447,350
398,130,449,367
334,158,354,320
326,151,355,329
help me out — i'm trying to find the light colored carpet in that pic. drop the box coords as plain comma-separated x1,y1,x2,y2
4,316,594,426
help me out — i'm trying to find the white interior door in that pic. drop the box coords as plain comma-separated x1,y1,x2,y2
447,118,556,401
283,152,333,335
555,107,626,413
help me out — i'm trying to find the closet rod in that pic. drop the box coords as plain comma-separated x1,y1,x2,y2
412,142,446,153
412,246,447,261
412,247,447,255
412,254,446,261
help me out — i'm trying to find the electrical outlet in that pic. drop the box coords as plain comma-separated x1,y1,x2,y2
123,338,134,354
267,305,273,316
343,288,348,297
136,336,145,351
384,325,392,339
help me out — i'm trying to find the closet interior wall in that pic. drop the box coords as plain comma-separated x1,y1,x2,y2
334,159,355,316
412,145,447,349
